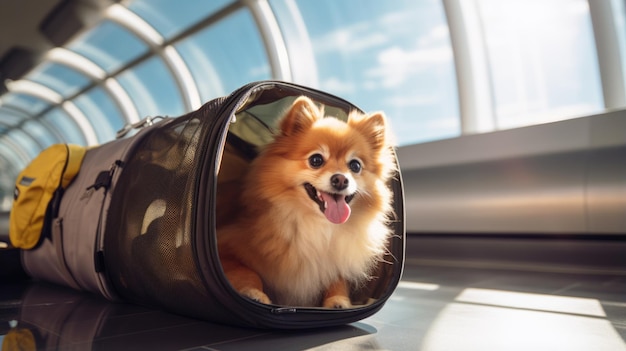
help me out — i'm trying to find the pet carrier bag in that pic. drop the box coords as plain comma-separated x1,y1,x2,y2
18,81,405,329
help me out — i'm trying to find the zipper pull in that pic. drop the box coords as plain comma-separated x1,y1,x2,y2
271,307,297,314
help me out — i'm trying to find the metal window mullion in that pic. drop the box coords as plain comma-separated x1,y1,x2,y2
162,45,202,110
103,78,140,124
0,135,36,166
442,0,496,134
0,121,45,152
61,101,99,146
242,0,292,81
2,105,67,144
35,118,66,143
267,0,318,86
105,4,202,111
5,80,99,146
0,150,22,183
12,127,47,151
47,47,141,124
588,0,626,109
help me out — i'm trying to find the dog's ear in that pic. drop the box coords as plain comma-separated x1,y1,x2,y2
350,111,388,151
279,96,321,136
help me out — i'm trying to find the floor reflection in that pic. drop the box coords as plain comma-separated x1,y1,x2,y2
1,282,374,351
2,262,625,350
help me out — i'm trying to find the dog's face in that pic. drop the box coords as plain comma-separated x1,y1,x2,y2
251,96,392,225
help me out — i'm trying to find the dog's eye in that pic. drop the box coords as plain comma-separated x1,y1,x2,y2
308,154,324,168
348,159,362,173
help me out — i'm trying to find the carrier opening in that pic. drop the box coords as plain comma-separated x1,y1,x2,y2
215,89,401,309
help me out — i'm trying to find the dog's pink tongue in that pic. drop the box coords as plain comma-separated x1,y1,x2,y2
320,192,351,224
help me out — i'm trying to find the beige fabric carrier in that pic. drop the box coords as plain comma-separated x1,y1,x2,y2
19,81,405,329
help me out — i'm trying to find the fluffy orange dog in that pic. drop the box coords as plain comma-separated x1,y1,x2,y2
218,96,395,308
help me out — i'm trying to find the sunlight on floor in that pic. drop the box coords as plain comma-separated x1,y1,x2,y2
421,288,626,351
396,281,441,291
456,288,606,317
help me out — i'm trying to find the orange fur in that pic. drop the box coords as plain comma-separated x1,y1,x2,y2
217,96,396,307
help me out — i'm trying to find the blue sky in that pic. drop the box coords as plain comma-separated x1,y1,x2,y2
288,0,460,145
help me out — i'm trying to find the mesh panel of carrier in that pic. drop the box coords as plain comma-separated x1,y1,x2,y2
104,106,213,318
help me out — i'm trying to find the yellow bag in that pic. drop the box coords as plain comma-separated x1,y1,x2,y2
9,144,87,249
1,327,36,351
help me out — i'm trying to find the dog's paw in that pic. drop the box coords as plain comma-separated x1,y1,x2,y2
323,295,352,309
240,288,272,304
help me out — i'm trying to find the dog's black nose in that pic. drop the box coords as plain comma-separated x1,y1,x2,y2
331,174,349,191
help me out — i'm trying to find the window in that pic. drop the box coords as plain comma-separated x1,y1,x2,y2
176,9,271,101
1,94,50,116
127,0,233,39
271,0,460,145
41,108,86,145
117,56,185,118
0,107,29,128
25,62,91,99
68,20,149,73
73,87,125,141
477,0,604,129
5,129,45,159
616,0,626,87
21,119,60,147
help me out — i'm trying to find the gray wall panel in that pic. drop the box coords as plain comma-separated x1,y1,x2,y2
587,146,626,232
398,110,626,234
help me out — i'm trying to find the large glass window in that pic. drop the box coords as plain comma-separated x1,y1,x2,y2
1,94,50,116
477,0,604,129
271,0,459,145
5,129,44,158
73,87,125,142
68,20,149,74
176,9,271,101
41,108,86,145
0,107,28,128
21,120,60,147
25,62,92,99
117,56,185,118
616,0,626,88
0,145,21,210
127,0,233,39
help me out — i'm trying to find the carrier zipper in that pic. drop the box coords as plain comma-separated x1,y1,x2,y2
92,162,119,274
271,307,297,314
91,161,121,287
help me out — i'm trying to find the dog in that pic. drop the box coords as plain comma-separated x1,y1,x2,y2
217,96,396,308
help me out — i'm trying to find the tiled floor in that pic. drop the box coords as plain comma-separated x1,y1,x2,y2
2,257,625,350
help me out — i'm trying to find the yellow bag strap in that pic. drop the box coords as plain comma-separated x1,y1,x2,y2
61,144,87,189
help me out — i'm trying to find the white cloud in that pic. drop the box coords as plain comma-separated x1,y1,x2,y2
248,64,270,78
366,46,453,88
378,11,414,28
310,10,454,90
385,94,439,107
312,24,388,54
320,77,356,94
418,24,450,47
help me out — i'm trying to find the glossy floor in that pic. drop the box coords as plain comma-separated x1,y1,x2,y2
2,258,625,351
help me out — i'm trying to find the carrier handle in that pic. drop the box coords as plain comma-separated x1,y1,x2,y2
116,116,162,139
